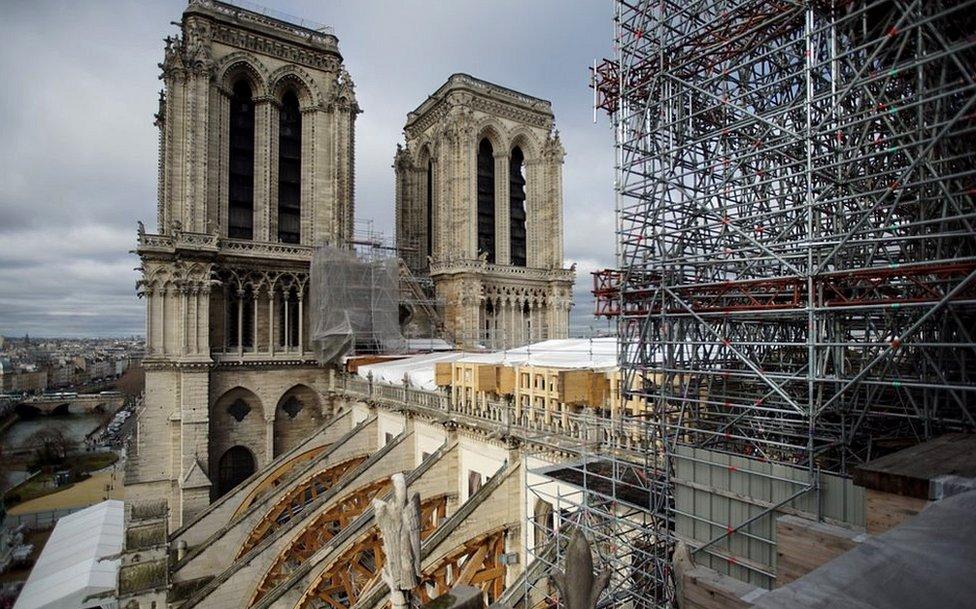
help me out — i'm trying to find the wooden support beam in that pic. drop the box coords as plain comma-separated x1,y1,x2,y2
238,455,367,558
455,544,490,586
775,515,866,587
683,565,766,609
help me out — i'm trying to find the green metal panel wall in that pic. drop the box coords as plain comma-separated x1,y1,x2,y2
673,446,864,588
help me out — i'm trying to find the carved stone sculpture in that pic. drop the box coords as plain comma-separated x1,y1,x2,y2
373,473,423,609
551,530,610,609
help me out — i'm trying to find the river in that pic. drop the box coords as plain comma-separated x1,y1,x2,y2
1,413,105,456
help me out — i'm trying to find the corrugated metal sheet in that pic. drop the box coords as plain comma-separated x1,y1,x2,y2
673,446,864,588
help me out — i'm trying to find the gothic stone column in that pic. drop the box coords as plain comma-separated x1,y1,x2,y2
494,152,510,264
254,97,274,242
300,107,317,245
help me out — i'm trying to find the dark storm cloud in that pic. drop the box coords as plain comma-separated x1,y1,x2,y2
0,0,617,338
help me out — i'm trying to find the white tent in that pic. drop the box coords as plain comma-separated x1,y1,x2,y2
14,500,123,609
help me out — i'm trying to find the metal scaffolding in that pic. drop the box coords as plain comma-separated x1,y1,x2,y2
575,0,976,606
344,220,452,348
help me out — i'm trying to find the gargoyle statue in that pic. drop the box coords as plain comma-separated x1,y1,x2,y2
551,530,610,609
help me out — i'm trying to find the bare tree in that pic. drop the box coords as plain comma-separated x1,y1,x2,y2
28,428,75,467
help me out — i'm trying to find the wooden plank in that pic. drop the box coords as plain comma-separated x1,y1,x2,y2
434,362,453,387
853,433,976,499
346,355,407,373
865,488,929,534
588,374,609,406
455,544,489,586
473,365,499,392
497,366,516,395
774,515,865,587
558,370,604,405
683,565,764,609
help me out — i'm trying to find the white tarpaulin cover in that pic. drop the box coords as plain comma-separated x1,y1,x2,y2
454,338,618,370
309,246,405,363
14,500,123,609
357,351,466,391
355,338,621,391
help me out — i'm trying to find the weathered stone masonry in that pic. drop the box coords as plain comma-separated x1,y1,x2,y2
130,0,359,527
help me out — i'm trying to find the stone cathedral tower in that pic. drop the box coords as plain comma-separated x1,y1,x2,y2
130,0,358,525
395,75,574,349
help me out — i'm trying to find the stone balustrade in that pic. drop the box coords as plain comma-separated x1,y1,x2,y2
429,258,574,282
333,373,656,460
136,232,314,262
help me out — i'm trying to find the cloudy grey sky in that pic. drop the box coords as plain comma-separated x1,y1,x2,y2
0,0,617,338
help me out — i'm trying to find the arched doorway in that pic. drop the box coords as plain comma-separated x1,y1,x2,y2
217,445,255,497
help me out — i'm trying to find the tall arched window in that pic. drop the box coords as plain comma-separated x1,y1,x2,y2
477,139,496,262
228,81,255,240
510,147,527,267
426,158,433,261
277,91,302,244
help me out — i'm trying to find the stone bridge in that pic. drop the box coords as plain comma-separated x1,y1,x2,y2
15,392,125,417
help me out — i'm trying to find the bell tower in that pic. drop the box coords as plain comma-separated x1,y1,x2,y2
395,75,574,348
130,0,359,526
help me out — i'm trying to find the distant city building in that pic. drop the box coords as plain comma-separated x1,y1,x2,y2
46,362,78,388
0,359,47,394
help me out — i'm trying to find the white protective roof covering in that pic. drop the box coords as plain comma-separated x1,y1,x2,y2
456,338,618,370
356,338,620,391
357,351,467,391
404,338,454,351
14,500,123,609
